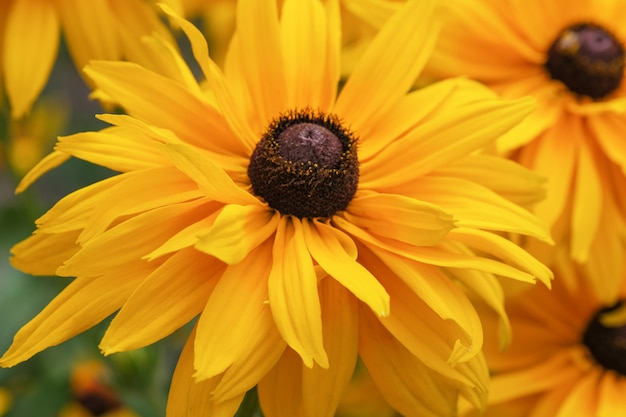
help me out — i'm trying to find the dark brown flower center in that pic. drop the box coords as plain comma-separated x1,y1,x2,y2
582,300,626,375
247,109,359,218
545,23,625,99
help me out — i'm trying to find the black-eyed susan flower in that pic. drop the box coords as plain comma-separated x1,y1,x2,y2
465,249,626,417
2,0,553,416
424,0,626,269
1,0,175,119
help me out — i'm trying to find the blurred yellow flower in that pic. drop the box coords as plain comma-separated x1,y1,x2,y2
2,0,552,416
424,0,626,268
0,388,11,417
1,0,175,119
465,251,626,416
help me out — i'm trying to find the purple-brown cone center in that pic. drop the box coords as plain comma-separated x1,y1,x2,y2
248,109,359,219
545,23,625,99
582,300,626,375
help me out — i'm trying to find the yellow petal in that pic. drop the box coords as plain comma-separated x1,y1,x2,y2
77,167,205,243
570,138,602,262
196,205,280,265
268,217,327,369
598,372,626,417
100,248,224,354
448,228,552,287
58,198,209,277
358,310,459,417
4,0,59,117
334,0,439,135
15,150,70,194
302,220,390,317
164,143,258,206
193,243,272,380
55,127,169,173
0,267,148,367
319,0,340,112
84,61,244,156
280,0,327,109
211,306,286,402
257,349,305,417
10,230,81,276
345,191,454,247
166,326,244,417
359,96,535,189
235,0,286,127
301,277,359,417
57,0,119,68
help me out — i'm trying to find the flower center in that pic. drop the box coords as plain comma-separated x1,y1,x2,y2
545,23,625,99
582,300,626,375
247,109,359,218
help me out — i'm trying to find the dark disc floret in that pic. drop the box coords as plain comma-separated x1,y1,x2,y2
582,300,626,375
247,109,359,219
545,22,625,100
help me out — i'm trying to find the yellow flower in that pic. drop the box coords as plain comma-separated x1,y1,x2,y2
0,388,11,417
424,0,626,267
1,0,175,119
2,0,552,416
465,251,626,417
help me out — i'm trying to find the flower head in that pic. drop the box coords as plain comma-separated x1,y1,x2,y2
425,0,626,267
2,0,552,415
467,250,626,417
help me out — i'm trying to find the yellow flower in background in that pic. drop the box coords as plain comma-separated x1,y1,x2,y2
2,0,552,415
424,0,626,268
465,251,626,417
0,388,11,417
1,0,176,119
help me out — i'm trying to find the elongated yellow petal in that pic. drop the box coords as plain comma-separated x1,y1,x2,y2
59,198,209,277
597,372,626,416
100,248,224,354
257,349,305,417
57,0,119,77
4,0,59,117
164,143,259,206
334,0,439,135
345,191,454,247
235,0,286,127
10,230,81,276
302,220,389,317
302,277,359,417
166,326,244,417
211,306,286,402
0,267,149,367
194,243,272,380
16,150,70,194
358,310,459,417
196,205,280,265
269,217,327,369
84,61,243,156
280,0,327,109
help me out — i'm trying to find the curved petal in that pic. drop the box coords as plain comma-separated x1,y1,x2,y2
193,243,272,380
302,220,389,317
4,0,59,118
280,0,327,109
10,230,81,276
15,150,70,194
257,349,305,417
269,217,327,368
334,0,439,136
164,143,258,206
358,310,459,417
196,205,280,265
301,277,359,417
0,266,149,367
100,248,224,354
166,326,244,417
345,191,454,247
